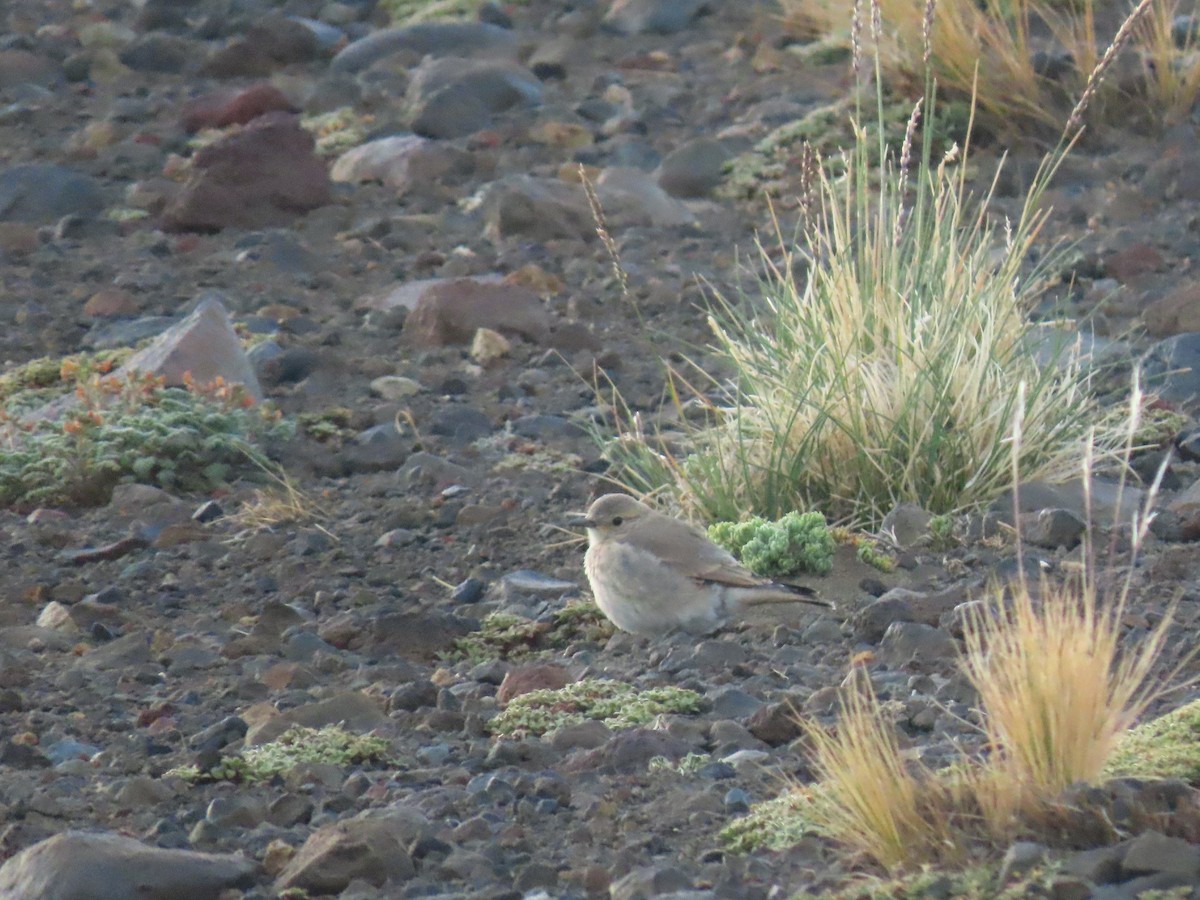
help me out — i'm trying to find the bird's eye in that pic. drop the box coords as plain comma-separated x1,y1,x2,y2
611,516,623,526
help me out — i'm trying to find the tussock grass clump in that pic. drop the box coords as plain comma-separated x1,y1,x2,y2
731,394,1187,873
603,6,1127,526
801,669,965,869
962,564,1175,832
778,0,1190,134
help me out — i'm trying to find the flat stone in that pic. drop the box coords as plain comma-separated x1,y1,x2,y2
0,831,255,899
331,135,473,193
657,137,731,198
878,621,957,665
1120,829,1200,879
331,22,518,73
245,691,387,745
0,164,104,224
603,0,708,35
402,278,550,346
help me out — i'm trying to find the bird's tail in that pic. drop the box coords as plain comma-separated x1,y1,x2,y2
741,582,832,609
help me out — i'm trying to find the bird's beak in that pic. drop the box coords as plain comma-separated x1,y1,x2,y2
567,513,596,529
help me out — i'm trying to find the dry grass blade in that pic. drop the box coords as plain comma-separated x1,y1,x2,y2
801,669,952,870
962,385,1183,834
230,452,328,532
1130,0,1200,127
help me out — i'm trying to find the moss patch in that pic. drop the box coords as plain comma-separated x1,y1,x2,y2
167,725,394,784
721,789,822,853
489,678,703,738
793,862,1062,900
720,96,971,200
450,603,615,663
1104,699,1200,783
300,107,373,156
0,349,132,411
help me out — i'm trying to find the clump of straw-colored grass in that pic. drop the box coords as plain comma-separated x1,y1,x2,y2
762,387,1185,872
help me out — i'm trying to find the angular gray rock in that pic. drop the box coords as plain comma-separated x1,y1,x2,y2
0,164,105,223
116,294,263,400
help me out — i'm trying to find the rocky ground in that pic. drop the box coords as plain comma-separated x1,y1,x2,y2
5,0,1200,897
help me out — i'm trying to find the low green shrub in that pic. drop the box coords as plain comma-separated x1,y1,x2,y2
708,511,835,576
0,366,292,508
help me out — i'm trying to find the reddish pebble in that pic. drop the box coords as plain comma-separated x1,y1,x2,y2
83,287,138,318
181,83,296,133
1105,242,1165,282
496,663,571,706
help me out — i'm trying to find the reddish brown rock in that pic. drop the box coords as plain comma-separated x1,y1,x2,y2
200,15,322,78
403,278,551,346
276,812,422,894
497,664,571,706
162,113,331,232
1105,243,1165,282
181,83,296,133
0,222,39,256
746,696,805,746
1168,477,1200,541
1144,283,1200,337
83,287,139,318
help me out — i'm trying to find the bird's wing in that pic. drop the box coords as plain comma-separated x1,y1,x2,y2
622,517,766,588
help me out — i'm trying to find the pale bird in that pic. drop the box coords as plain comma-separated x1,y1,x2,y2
571,493,831,636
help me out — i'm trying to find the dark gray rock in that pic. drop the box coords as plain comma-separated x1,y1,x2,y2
602,0,708,35
411,84,493,140
119,35,202,73
1018,507,1086,549
878,621,957,665
0,164,104,224
1120,829,1200,879
331,23,518,73
429,406,493,445
610,866,693,900
1144,332,1200,411
657,138,731,198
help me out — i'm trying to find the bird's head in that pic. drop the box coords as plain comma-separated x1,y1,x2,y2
569,493,652,541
